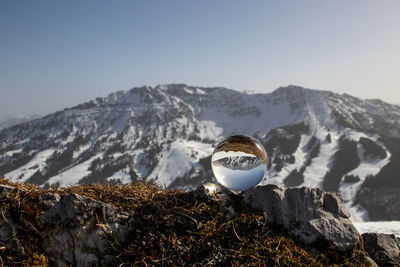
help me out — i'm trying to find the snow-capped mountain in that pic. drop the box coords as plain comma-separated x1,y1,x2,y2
1,84,400,221
0,114,40,130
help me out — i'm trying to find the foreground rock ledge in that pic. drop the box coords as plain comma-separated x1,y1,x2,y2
0,182,372,266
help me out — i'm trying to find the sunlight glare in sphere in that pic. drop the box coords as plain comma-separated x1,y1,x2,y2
211,135,268,191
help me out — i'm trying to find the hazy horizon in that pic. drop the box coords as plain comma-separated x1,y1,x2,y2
1,0,400,121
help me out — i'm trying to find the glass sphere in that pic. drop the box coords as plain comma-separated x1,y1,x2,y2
211,135,268,191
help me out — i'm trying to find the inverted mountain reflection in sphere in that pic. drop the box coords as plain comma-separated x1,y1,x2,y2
211,135,268,191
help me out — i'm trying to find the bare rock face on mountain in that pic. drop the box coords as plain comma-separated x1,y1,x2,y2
244,184,360,251
362,233,400,266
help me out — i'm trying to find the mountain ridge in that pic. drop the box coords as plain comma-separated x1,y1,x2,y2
1,84,399,221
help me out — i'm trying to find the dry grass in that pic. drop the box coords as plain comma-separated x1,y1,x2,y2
0,178,369,266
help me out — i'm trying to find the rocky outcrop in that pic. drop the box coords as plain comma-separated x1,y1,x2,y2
38,193,133,266
1,182,373,266
0,184,132,266
244,184,361,251
362,233,400,266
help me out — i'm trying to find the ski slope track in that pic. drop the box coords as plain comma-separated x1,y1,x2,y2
1,84,400,224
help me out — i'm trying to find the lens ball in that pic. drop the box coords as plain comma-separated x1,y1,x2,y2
211,135,268,191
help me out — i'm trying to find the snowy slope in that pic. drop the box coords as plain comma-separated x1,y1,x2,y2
1,84,400,223
354,221,400,237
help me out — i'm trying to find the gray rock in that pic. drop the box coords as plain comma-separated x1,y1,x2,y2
244,184,360,251
362,233,400,266
39,193,133,267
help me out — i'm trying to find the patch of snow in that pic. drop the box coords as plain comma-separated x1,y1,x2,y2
107,167,132,184
302,130,340,188
4,148,23,157
197,120,223,141
340,133,391,222
196,88,205,94
61,133,76,146
242,90,256,94
73,143,91,158
147,140,213,187
306,92,336,128
354,221,400,237
264,135,308,187
184,88,193,94
5,149,56,183
46,155,100,187
200,96,303,137
342,128,370,141
111,152,124,159
348,204,370,222
16,138,30,146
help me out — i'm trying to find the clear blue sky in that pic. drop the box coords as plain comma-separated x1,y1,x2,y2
1,0,399,120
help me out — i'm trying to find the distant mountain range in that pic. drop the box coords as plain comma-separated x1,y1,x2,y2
1,84,399,221
0,114,40,130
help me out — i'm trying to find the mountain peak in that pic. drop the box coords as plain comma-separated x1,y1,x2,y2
273,85,325,95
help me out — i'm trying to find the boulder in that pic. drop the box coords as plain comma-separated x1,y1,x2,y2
38,193,133,267
1,186,134,267
362,233,400,266
244,184,360,251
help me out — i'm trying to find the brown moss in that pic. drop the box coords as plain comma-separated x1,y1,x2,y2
0,179,48,266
